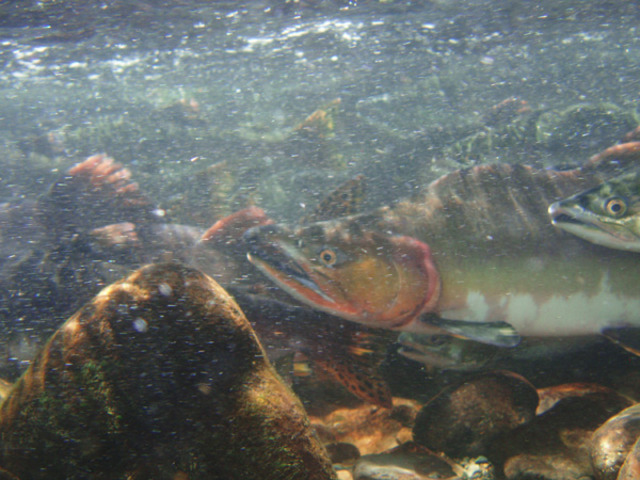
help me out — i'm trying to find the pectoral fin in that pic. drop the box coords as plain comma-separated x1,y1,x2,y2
418,314,521,348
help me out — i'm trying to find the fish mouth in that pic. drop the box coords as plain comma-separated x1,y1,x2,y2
243,225,344,308
244,230,305,282
549,201,606,233
549,202,640,252
549,203,588,227
549,212,586,226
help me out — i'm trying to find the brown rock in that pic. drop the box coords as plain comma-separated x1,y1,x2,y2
413,370,539,457
590,403,640,480
312,398,420,456
500,383,633,479
0,263,335,480
353,442,458,480
617,434,640,480
537,383,632,416
504,453,591,480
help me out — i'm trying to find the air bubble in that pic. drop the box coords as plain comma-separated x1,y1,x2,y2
158,283,172,296
133,317,148,333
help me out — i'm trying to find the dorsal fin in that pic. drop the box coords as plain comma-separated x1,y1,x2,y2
300,175,365,224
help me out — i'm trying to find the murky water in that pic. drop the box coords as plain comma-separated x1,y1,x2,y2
1,1,640,478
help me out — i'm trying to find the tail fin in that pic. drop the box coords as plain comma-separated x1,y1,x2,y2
231,289,393,408
305,329,393,408
38,154,161,243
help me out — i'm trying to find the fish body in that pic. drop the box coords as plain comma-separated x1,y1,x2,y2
0,156,208,329
550,170,640,252
245,160,640,343
0,156,252,366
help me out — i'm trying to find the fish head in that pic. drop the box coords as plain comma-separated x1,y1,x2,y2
243,220,440,329
549,171,640,252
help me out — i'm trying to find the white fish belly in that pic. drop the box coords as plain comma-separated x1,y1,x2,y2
437,254,640,337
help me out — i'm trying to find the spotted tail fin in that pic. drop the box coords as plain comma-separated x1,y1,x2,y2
304,330,393,408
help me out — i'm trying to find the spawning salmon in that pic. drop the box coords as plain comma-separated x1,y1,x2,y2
244,144,640,346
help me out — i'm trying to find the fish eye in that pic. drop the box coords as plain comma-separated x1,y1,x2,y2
319,248,338,266
604,197,627,217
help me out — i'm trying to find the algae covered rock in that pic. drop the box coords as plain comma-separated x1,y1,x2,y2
412,370,539,458
0,263,335,480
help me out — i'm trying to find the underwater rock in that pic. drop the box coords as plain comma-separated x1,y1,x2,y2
537,382,632,416
353,442,457,480
500,383,632,480
0,263,335,480
590,403,640,480
353,442,496,480
311,398,420,457
503,453,591,480
324,442,361,465
0,379,13,404
617,434,640,480
412,371,539,458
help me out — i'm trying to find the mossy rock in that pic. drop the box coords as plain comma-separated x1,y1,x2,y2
0,263,335,480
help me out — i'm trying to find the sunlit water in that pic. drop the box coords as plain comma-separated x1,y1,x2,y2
1,1,640,477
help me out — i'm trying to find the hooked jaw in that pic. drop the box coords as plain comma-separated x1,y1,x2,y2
549,201,640,252
243,224,442,328
244,225,362,318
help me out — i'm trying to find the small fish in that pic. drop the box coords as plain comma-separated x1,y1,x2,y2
397,332,499,370
397,331,604,373
549,169,640,252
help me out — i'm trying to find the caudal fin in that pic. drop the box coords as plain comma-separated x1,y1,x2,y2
306,330,393,408
38,154,161,243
